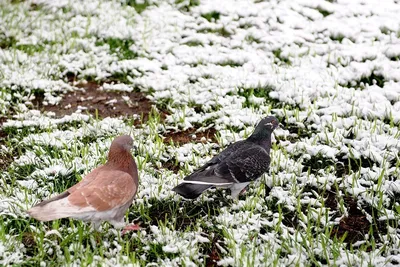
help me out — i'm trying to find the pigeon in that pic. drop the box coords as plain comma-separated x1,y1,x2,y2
27,135,140,233
172,116,279,199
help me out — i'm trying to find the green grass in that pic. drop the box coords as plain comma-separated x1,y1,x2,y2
125,0,152,13
216,59,243,67
245,34,262,44
0,0,400,266
95,38,137,60
201,11,220,22
236,85,275,108
340,72,386,89
197,27,232,37
175,0,200,11
182,40,204,47
272,48,292,65
316,7,332,17
0,35,17,49
330,33,345,43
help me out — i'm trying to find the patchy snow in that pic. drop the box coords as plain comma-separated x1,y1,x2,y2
1,0,400,266
101,83,133,92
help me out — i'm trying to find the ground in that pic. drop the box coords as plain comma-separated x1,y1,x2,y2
0,0,400,266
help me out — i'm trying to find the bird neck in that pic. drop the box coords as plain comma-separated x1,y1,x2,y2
107,149,137,174
248,131,272,153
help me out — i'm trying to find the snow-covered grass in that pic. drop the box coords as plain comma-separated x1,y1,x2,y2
1,0,400,266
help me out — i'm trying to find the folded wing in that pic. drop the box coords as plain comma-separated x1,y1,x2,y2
27,170,136,221
173,144,270,198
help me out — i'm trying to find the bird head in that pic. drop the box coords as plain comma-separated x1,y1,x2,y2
248,116,278,138
112,135,134,152
258,116,279,131
248,116,279,143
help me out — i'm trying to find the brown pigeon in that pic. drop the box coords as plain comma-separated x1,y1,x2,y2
27,135,140,233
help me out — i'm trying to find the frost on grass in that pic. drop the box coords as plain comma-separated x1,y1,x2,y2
0,236,25,266
1,0,400,266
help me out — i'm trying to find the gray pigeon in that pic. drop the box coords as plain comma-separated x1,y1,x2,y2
172,116,279,199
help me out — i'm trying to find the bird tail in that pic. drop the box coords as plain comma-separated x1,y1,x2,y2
27,191,75,221
172,182,213,199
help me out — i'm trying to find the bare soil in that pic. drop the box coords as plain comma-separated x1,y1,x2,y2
33,81,155,124
163,127,217,145
162,127,218,173
330,197,386,247
0,116,13,170
205,234,223,267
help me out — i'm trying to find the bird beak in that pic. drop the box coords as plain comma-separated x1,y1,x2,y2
278,123,284,129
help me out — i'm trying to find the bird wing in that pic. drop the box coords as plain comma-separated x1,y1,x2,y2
215,140,248,162
67,166,104,193
183,144,270,185
216,145,271,183
67,170,137,212
187,140,248,174
30,167,106,209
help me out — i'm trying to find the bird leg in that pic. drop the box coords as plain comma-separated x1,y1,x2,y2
121,224,141,235
91,221,101,231
90,222,102,244
110,219,141,235
94,231,102,245
230,182,251,199
239,187,247,195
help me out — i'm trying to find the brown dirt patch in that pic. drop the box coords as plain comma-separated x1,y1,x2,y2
162,159,181,173
0,116,7,139
335,155,373,177
22,232,37,256
282,210,299,228
206,234,223,267
275,123,313,144
163,127,217,145
0,117,13,170
330,197,386,246
301,188,387,247
323,190,338,210
33,82,157,124
161,127,218,172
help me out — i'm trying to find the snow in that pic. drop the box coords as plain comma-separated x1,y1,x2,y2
101,83,133,92
0,0,400,266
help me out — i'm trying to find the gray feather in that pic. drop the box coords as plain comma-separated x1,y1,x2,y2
172,116,279,199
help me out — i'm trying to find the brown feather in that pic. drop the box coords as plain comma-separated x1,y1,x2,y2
27,135,139,227
67,167,103,193
68,170,136,211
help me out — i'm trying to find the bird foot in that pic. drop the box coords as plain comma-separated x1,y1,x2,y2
95,232,102,245
121,224,141,235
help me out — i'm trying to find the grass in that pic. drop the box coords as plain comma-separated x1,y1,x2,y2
272,48,292,65
197,27,232,37
175,0,200,11
245,34,262,44
339,71,386,89
0,0,400,266
95,38,137,60
316,7,332,17
125,0,152,13
183,40,204,47
330,33,345,43
201,11,220,22
236,85,275,108
216,59,243,67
